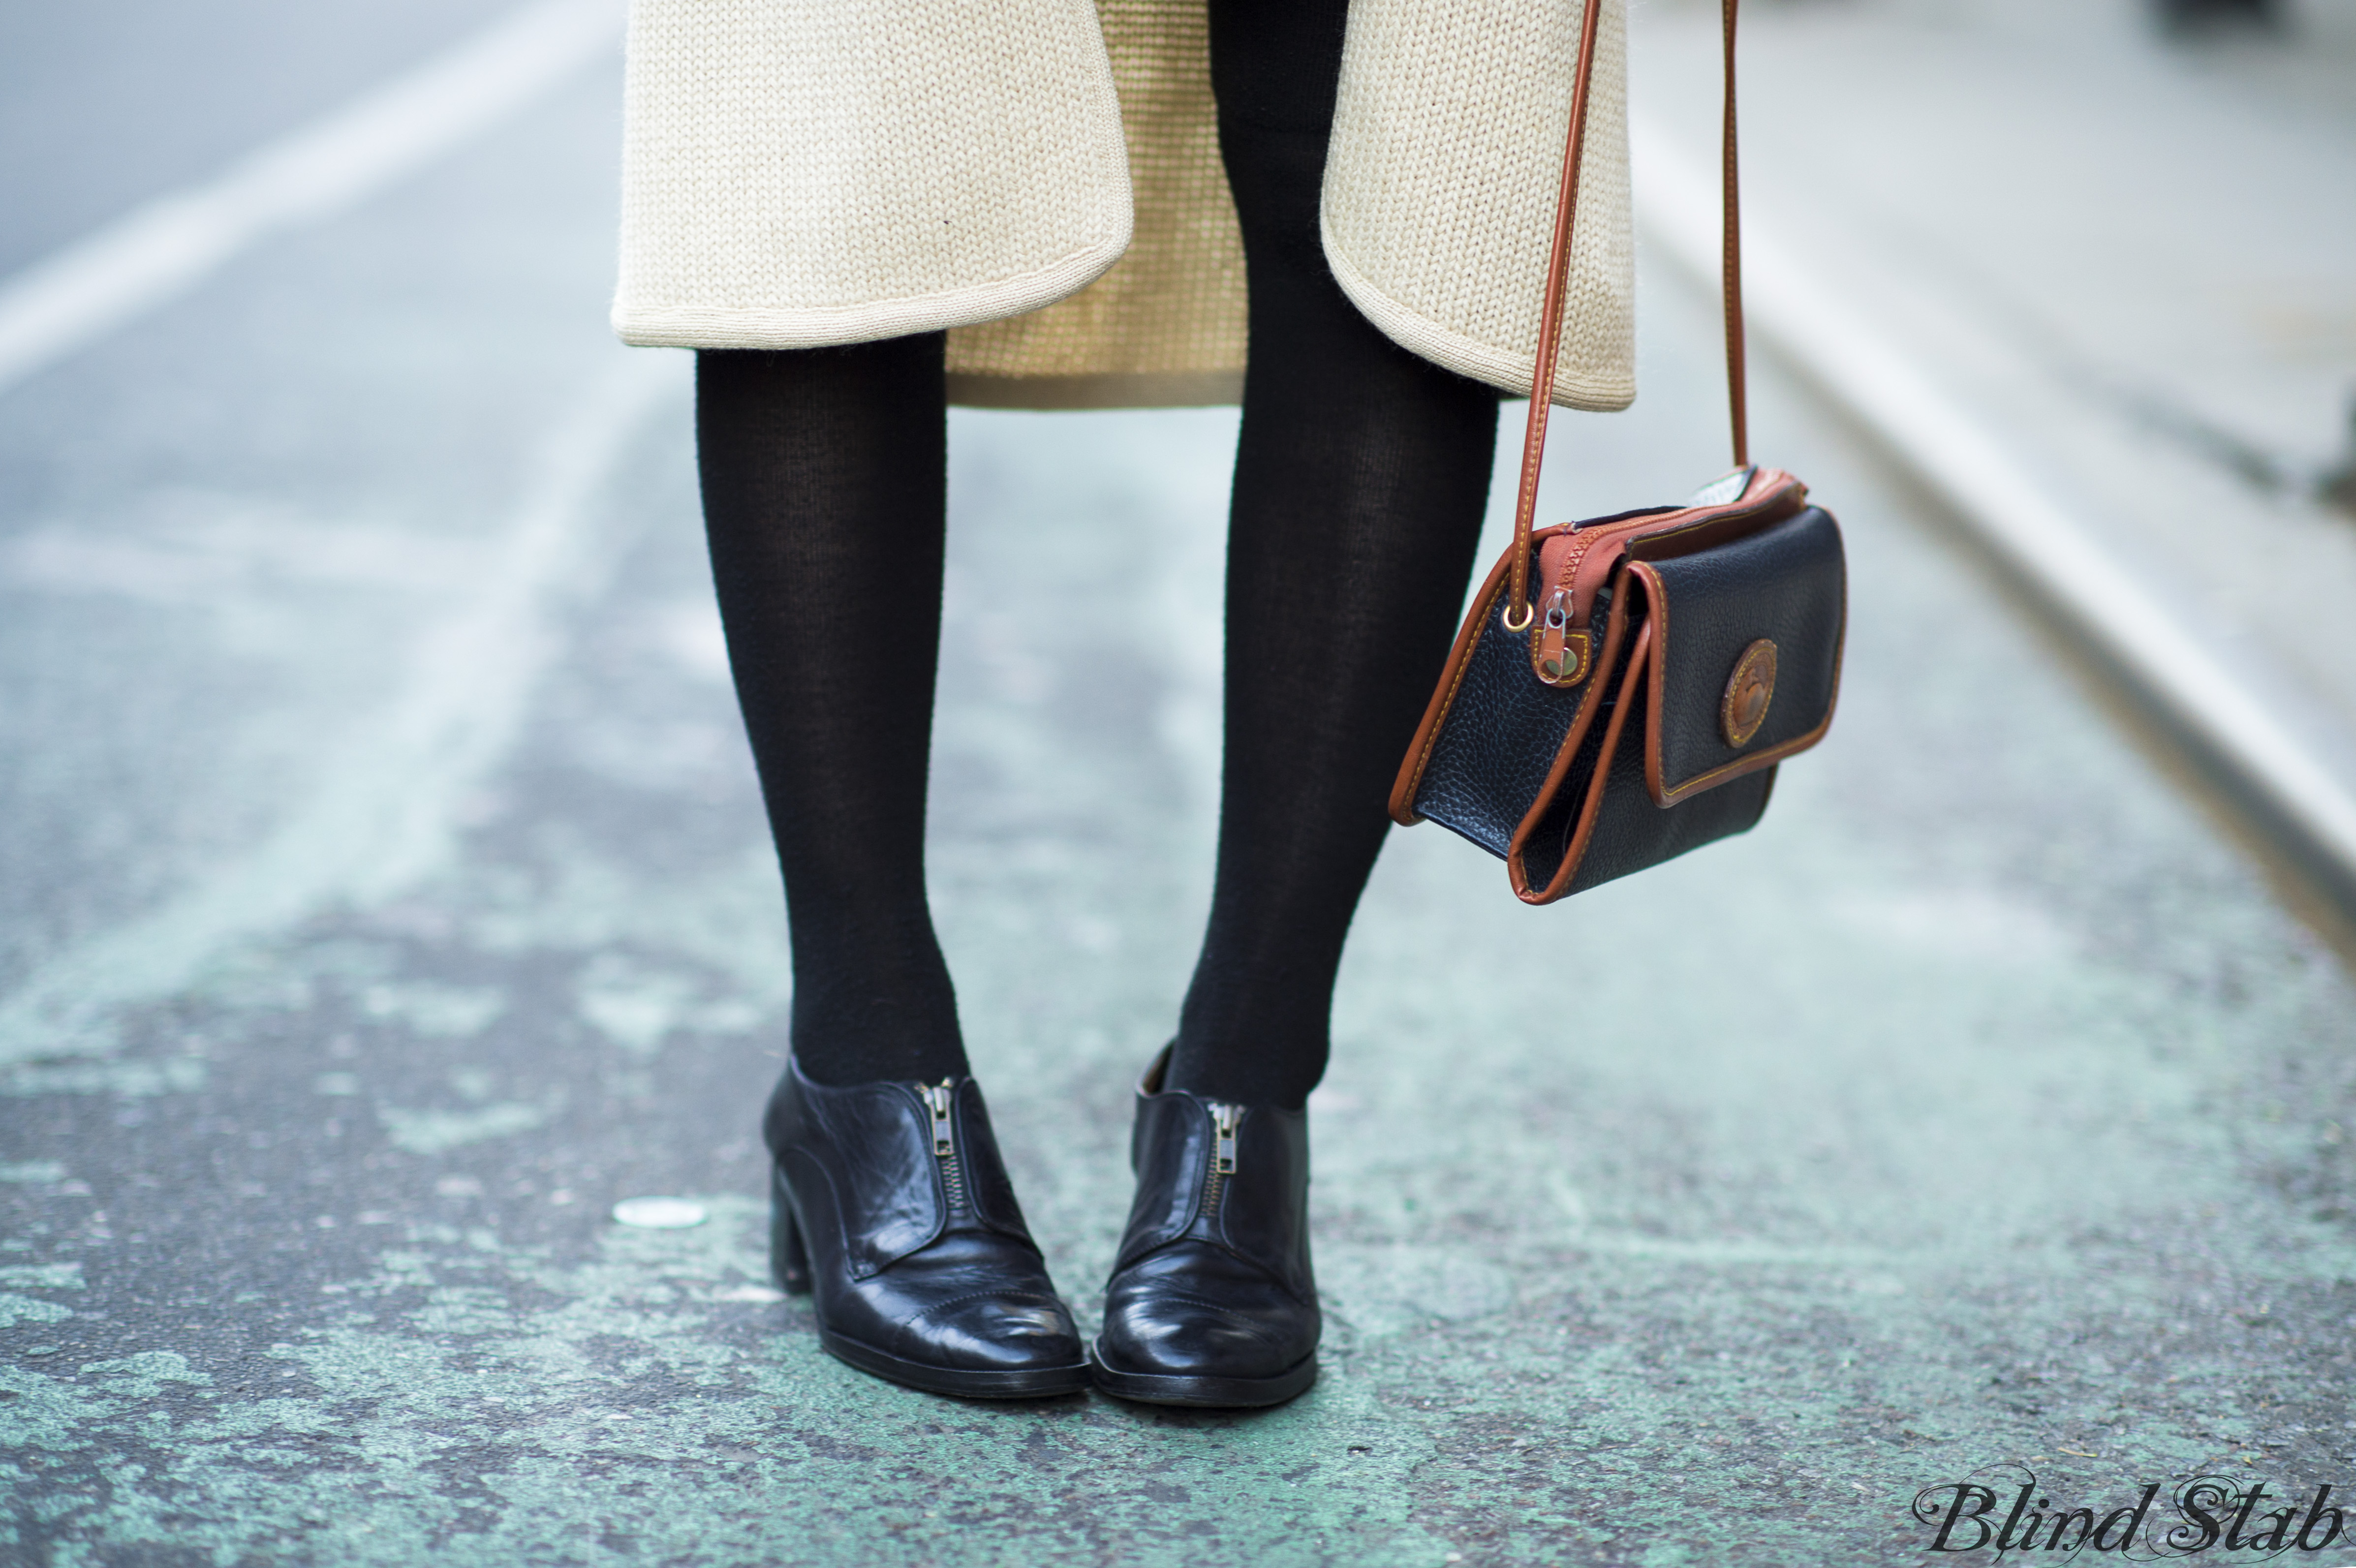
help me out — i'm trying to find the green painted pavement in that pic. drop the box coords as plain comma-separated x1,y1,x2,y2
5,65,2356,1568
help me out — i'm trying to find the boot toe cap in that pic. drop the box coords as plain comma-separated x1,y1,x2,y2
1098,1245,1317,1379
903,1292,1085,1372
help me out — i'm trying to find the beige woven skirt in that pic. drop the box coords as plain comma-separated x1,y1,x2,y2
613,0,1635,413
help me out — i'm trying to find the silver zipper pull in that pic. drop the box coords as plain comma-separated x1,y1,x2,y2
924,1081,955,1157
1533,586,1588,685
1211,1104,1240,1175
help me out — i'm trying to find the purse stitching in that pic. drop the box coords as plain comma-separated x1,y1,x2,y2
1646,576,1847,805
1507,591,1624,895
1533,614,1655,903
1505,581,1635,899
1395,527,1564,822
1523,473,1796,685
1411,476,1833,898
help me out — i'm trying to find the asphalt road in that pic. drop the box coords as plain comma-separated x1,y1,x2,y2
4,4,2356,1566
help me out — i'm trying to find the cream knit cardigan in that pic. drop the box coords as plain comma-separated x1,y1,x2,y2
614,0,1633,412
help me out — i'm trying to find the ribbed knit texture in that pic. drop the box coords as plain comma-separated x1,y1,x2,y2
614,0,1636,412
946,0,1247,407
615,0,1133,349
689,3,1497,1104
1322,0,1635,411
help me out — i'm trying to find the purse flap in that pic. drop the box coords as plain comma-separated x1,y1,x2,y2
1631,503,1846,806
1520,468,1808,688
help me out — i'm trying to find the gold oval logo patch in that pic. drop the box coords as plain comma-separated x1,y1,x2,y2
1722,639,1778,748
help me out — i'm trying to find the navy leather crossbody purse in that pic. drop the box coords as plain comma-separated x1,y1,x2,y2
1389,0,1846,904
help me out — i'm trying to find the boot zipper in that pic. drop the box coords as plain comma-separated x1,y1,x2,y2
1201,1102,1241,1221
922,1081,968,1215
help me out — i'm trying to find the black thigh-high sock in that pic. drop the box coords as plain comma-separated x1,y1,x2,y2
1166,0,1501,1109
695,338,969,1087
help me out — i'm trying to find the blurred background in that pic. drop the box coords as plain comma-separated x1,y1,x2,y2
3,1,2355,1564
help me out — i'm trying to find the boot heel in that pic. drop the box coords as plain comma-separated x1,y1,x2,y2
762,1057,1089,1396
770,1169,812,1293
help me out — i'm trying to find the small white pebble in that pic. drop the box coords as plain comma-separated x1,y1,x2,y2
611,1197,706,1229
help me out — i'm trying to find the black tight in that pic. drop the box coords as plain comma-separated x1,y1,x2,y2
1170,0,1500,1105
697,0,1497,1105
697,338,961,1086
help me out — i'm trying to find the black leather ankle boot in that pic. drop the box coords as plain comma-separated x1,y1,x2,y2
1092,1048,1319,1407
764,1055,1089,1398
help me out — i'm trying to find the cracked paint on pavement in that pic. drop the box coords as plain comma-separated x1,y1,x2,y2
5,55,2356,1568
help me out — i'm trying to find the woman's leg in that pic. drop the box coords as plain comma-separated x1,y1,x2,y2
703,339,1089,1399
696,338,967,1088
1092,0,1502,1409
1168,0,1501,1108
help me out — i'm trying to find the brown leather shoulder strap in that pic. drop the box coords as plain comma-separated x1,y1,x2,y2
1504,0,1608,626
1720,0,1747,468
1504,0,1748,625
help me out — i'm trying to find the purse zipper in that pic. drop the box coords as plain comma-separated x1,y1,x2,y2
1529,479,1767,689
1532,586,1589,686
922,1081,968,1215
1200,1102,1241,1222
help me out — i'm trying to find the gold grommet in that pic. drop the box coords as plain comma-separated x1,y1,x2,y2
1501,600,1535,633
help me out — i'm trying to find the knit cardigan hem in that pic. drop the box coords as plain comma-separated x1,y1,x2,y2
611,235,1132,352
1321,214,1637,414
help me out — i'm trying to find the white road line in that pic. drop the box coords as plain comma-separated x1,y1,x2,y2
1631,120,2356,919
0,352,685,1066
0,0,618,398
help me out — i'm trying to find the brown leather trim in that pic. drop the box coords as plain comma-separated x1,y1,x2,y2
1395,476,1807,832
1511,614,1654,905
1531,468,1803,643
1391,0,1778,870
1634,560,1848,807
1720,0,1748,469
1501,0,1611,619
1721,639,1778,747
1501,584,1637,900
1501,0,1753,615
1388,524,1575,825
1531,528,1612,657
1528,625,1591,686
1622,468,1804,561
